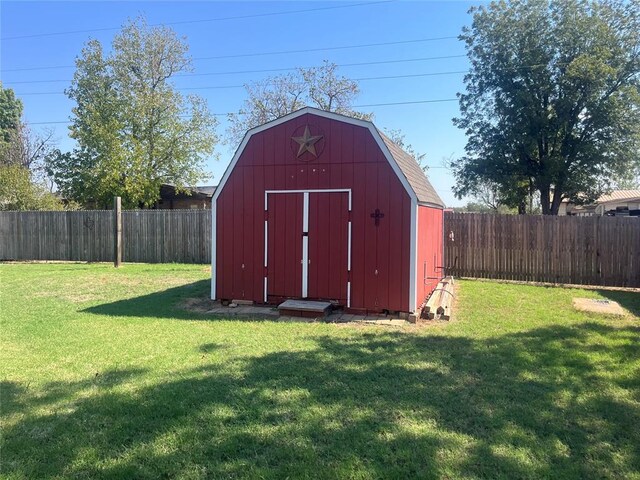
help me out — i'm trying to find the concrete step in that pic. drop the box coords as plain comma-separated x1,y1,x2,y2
278,299,333,318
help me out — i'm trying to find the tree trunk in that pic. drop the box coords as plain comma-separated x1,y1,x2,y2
550,189,563,215
518,200,527,215
540,185,551,215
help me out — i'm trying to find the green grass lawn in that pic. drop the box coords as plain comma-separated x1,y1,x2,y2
1,263,639,480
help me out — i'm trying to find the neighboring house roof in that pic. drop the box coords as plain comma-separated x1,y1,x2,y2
195,186,217,196
562,189,640,205
597,190,640,203
160,184,217,199
379,132,445,208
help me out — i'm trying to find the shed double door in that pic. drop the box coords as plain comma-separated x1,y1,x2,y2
266,191,350,305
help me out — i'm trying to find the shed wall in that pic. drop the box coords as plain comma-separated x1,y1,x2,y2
416,205,444,306
215,113,413,312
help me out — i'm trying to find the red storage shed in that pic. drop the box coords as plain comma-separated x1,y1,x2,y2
211,107,445,314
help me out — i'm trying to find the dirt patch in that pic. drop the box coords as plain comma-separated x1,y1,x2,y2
572,298,626,316
86,274,188,289
181,296,218,313
65,294,100,303
32,290,99,304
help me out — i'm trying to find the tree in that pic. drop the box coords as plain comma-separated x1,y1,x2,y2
612,166,640,190
3,124,57,181
0,85,65,210
452,201,516,214
47,18,218,209
0,164,64,211
452,0,640,215
227,61,371,145
0,84,23,154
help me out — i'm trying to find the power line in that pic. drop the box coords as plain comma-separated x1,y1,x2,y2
9,60,559,97
26,98,460,125
353,98,457,107
1,1,393,41
29,113,233,125
12,69,468,96
4,55,468,84
192,36,459,61
356,71,467,82
0,36,460,73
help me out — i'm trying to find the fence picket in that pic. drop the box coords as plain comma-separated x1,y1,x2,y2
444,213,639,287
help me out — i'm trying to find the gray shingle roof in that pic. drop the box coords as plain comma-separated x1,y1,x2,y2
379,132,445,208
196,186,217,196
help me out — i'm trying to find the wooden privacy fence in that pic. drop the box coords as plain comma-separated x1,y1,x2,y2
122,210,211,263
0,209,211,264
2,209,639,287
0,210,114,262
444,213,640,287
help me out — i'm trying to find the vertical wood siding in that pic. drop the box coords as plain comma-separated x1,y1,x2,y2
214,113,413,311
417,206,444,305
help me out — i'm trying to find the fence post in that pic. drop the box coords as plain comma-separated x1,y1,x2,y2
114,196,122,267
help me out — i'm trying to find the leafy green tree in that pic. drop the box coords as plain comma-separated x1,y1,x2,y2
0,84,23,153
452,201,516,214
452,0,640,215
0,164,64,211
227,61,371,145
1,85,63,209
48,18,218,209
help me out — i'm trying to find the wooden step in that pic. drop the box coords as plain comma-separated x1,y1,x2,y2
278,299,333,318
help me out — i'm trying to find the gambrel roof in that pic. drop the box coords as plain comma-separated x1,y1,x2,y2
214,107,445,209
379,132,445,208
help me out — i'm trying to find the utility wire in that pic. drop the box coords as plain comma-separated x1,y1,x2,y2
353,98,457,107
12,70,468,96
4,55,468,84
1,0,394,40
192,36,459,61
0,36,460,72
26,98,460,125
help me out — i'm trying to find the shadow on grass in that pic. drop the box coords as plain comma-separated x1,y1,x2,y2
597,290,640,317
3,323,639,479
82,280,213,320
82,280,296,323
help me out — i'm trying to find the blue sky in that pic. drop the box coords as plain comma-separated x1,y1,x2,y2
1,1,481,206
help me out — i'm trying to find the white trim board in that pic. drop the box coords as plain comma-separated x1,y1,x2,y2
301,192,309,298
410,200,418,312
264,188,352,210
210,198,217,299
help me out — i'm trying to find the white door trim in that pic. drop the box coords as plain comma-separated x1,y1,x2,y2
264,188,352,305
301,192,309,298
264,189,352,210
